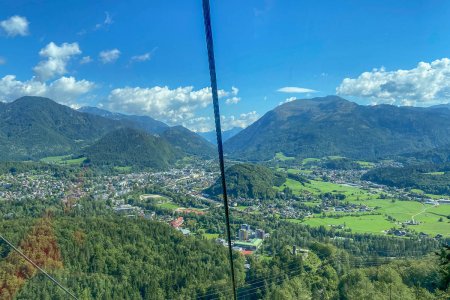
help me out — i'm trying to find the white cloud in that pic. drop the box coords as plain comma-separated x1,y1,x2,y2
130,53,151,63
33,42,81,81
277,86,317,93
279,96,296,105
336,58,450,106
0,75,94,105
231,86,239,95
0,16,29,37
107,85,233,124
225,96,240,105
94,12,113,30
99,49,120,64
80,56,92,64
0,57,5,65
182,111,259,132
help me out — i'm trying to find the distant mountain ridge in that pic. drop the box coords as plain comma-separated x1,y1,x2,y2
198,127,243,145
78,106,169,134
224,96,450,161
79,106,215,158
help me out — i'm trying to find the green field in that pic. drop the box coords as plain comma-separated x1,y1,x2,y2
203,233,219,240
114,166,132,172
158,202,180,210
293,214,395,234
40,155,85,165
301,158,321,165
274,152,295,161
278,178,378,202
281,176,450,237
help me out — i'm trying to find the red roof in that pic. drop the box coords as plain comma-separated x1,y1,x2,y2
241,250,253,255
170,217,184,228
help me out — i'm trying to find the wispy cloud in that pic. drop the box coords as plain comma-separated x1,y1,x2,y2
80,56,92,64
99,49,120,64
277,86,317,93
0,57,5,65
94,11,113,31
129,47,158,65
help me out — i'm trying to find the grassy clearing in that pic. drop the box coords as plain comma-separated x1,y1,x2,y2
424,171,445,175
203,233,219,240
293,214,395,234
40,155,85,165
114,166,132,172
356,161,376,168
158,202,180,210
278,178,378,202
275,152,295,161
302,158,321,165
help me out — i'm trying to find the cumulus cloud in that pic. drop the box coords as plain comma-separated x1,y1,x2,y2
336,58,450,106
80,56,92,64
0,15,29,37
279,96,296,105
99,49,120,64
33,42,81,81
182,111,259,132
107,85,234,124
0,75,94,105
277,86,317,93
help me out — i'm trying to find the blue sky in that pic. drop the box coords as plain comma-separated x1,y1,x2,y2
1,0,450,131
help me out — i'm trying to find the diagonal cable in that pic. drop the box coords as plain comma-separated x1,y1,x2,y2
0,234,78,300
201,1,237,299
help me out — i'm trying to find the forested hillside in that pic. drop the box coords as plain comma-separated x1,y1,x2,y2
83,128,179,169
362,164,450,195
205,163,286,199
0,97,121,161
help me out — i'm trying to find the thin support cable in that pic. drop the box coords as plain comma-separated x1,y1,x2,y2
0,234,78,300
201,1,237,300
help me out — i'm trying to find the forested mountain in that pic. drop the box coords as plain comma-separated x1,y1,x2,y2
205,163,286,199
83,128,179,169
79,106,215,158
198,127,242,145
78,106,169,134
224,96,450,161
0,97,121,161
160,125,215,158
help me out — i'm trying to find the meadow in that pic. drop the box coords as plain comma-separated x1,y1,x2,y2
40,155,85,165
280,173,449,237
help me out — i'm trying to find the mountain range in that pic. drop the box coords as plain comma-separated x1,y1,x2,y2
225,96,450,161
0,96,214,162
3,95,450,164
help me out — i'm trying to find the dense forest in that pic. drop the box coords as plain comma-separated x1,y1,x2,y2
204,163,286,200
0,211,448,299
